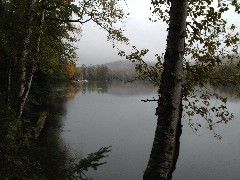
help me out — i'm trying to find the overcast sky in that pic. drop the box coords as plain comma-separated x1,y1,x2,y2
75,0,168,66
74,0,240,66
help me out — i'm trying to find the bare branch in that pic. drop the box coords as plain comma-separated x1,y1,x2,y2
45,17,92,24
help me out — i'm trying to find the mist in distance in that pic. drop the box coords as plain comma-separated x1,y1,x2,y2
75,0,240,66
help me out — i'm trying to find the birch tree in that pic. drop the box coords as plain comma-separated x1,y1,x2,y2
118,0,240,179
1,0,129,118
0,0,129,178
143,0,239,179
16,0,46,118
143,0,187,179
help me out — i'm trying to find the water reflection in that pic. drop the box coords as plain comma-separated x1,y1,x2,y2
38,81,157,179
80,81,110,94
39,81,240,180
38,85,73,179
67,80,156,96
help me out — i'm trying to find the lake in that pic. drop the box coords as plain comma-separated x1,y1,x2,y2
40,81,240,180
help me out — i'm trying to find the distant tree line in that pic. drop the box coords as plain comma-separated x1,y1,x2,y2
77,64,144,81
77,64,115,81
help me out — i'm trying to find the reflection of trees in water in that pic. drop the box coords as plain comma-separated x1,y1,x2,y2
66,80,157,96
66,83,80,98
38,81,156,178
80,81,112,94
38,87,76,179
211,84,240,99
38,84,113,179
191,84,240,100
108,81,157,96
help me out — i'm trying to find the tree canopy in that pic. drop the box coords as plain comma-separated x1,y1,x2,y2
137,0,240,179
0,0,129,117
0,0,129,179
120,0,240,137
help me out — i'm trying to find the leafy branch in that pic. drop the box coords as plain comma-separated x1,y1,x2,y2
63,146,112,180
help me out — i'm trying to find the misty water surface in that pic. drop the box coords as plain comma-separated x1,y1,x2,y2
41,81,240,180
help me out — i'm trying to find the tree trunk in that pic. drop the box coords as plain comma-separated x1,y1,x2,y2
143,0,188,179
16,0,37,118
16,0,46,118
17,0,37,98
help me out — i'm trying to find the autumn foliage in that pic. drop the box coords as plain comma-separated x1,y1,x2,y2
65,62,77,78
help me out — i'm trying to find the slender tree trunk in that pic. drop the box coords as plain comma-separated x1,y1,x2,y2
17,0,37,98
17,0,46,118
143,0,188,179
16,0,37,118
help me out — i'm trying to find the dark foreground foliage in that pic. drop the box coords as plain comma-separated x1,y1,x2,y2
0,111,111,179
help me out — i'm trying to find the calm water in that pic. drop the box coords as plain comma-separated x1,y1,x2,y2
42,81,240,180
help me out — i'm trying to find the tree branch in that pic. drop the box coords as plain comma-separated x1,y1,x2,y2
141,97,158,102
45,17,92,24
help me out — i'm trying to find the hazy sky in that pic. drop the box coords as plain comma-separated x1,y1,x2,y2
74,0,240,66
75,0,167,66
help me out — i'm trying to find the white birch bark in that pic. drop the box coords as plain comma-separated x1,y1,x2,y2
16,0,47,118
143,0,188,179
